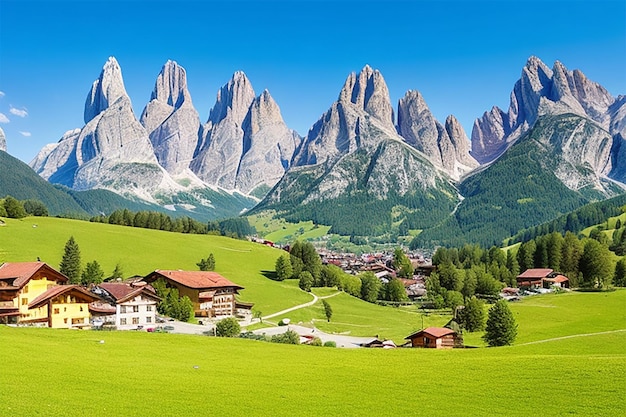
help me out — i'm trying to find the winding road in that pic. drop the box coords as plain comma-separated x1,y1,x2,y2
261,291,341,320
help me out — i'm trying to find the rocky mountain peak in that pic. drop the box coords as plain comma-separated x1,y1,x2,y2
338,64,394,128
84,56,128,123
140,60,201,175
149,60,191,108
0,126,6,152
208,71,255,125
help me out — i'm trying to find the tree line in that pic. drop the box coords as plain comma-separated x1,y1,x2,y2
90,208,255,238
0,195,49,218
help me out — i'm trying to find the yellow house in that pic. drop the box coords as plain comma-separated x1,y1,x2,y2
29,285,98,328
0,262,98,327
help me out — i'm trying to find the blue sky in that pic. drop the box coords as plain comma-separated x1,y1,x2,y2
0,0,624,163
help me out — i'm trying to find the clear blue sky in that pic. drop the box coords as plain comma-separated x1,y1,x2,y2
0,0,624,163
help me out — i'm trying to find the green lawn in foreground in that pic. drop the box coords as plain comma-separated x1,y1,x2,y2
0,216,311,314
1,326,624,417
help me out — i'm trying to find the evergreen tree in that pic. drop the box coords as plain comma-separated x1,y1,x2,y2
197,253,216,271
320,264,342,287
483,300,517,347
517,240,536,272
81,260,104,285
275,254,293,281
458,296,486,332
322,299,333,322
616,218,622,230
59,236,81,284
579,239,613,288
110,263,124,281
506,250,520,278
23,199,48,216
613,259,626,287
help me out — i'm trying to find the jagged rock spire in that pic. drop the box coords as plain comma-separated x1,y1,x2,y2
140,60,201,175
84,56,128,123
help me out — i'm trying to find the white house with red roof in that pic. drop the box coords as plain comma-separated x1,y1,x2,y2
143,270,249,318
91,281,161,330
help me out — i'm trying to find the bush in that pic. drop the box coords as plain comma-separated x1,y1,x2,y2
323,341,336,348
215,317,241,337
309,337,323,346
270,329,300,344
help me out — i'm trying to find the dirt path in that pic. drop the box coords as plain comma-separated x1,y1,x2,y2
516,329,626,346
261,291,341,320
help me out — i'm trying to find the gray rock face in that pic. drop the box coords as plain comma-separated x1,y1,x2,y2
608,96,626,183
471,56,616,164
0,127,6,152
397,91,477,180
140,60,201,176
236,90,301,195
191,72,300,195
32,58,167,197
293,65,398,167
191,71,256,189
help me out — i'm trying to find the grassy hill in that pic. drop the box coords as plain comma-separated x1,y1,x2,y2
0,216,427,336
0,216,311,313
1,291,624,416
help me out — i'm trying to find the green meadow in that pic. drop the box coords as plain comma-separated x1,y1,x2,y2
0,216,311,313
1,325,624,417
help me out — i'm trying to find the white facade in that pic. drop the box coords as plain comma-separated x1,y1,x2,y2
115,294,158,330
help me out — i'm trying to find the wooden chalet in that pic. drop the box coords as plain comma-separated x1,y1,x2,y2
0,262,69,325
405,327,462,349
516,269,570,289
143,270,249,318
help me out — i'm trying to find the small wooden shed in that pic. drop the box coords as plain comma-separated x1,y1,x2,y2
405,327,461,349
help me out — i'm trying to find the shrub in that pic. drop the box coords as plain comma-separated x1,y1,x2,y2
215,317,241,337
323,341,336,348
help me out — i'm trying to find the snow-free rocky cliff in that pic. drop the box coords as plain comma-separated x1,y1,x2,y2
28,56,625,224
0,127,6,152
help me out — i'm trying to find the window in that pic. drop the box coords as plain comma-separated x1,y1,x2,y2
79,306,83,312
64,318,68,324
120,318,127,325
23,286,28,293
120,306,127,314
132,317,139,324
146,305,152,312
146,317,152,323
53,308,60,314
133,306,139,313
21,298,28,306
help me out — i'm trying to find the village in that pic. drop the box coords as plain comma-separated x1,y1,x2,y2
0,242,570,349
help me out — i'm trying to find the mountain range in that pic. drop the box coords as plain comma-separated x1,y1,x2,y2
2,56,624,245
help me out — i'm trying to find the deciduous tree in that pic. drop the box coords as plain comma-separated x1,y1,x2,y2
458,296,485,332
359,271,382,303
322,299,333,322
215,317,240,337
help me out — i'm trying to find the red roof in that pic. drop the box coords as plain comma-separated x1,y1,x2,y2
0,262,68,288
517,268,553,279
28,285,99,309
89,301,116,314
99,283,159,303
544,274,569,283
146,270,243,291
405,327,456,340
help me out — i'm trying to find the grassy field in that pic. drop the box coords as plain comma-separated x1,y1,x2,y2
247,211,331,243
0,216,311,314
1,324,624,417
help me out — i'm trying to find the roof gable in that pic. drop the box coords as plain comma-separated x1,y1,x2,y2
146,270,243,290
0,262,68,288
29,285,99,309
517,268,554,279
405,327,456,340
